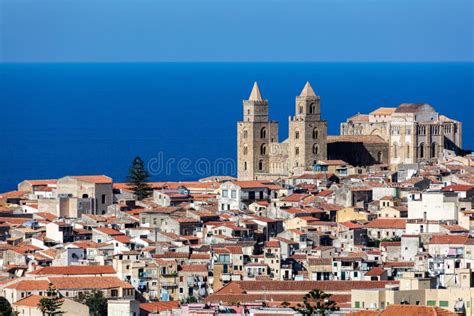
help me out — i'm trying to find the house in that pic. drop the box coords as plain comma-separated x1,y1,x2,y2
365,218,406,240
218,181,281,211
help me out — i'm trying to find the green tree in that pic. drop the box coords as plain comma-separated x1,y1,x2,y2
37,283,63,316
0,296,13,316
74,290,108,316
127,156,152,200
292,288,339,316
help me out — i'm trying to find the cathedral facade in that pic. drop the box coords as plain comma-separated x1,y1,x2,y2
340,103,463,165
237,82,327,181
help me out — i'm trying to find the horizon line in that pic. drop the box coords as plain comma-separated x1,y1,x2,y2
1,60,473,65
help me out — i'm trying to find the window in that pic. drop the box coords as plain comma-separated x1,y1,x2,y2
111,289,118,297
295,147,299,156
101,194,106,204
431,142,437,158
231,190,236,199
355,301,360,308
258,160,263,171
222,190,228,198
244,161,247,170
439,301,449,307
295,130,300,139
260,127,266,139
419,143,425,158
392,142,398,158
312,144,319,155
260,144,266,155
243,145,248,155
243,130,248,138
313,128,319,139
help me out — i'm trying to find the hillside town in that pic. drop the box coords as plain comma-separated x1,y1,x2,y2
0,83,472,316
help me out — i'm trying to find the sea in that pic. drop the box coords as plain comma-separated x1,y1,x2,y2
0,62,473,192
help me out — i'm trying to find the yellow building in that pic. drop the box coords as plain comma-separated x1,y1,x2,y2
336,207,370,223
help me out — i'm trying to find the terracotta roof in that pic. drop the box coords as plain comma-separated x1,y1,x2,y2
6,280,50,290
0,191,26,199
50,276,134,289
215,280,398,294
380,241,401,247
69,175,112,184
442,184,474,192
139,301,179,313
429,234,470,245
28,265,116,276
365,267,386,276
13,295,43,307
265,240,280,248
316,190,334,197
93,227,124,236
370,107,397,116
340,221,365,230
282,194,311,202
347,304,456,316
180,264,208,273
383,261,415,268
24,179,58,186
365,218,406,229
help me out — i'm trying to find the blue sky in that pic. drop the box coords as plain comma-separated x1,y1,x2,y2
1,0,473,62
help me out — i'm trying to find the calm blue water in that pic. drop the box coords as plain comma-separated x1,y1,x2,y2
1,63,473,192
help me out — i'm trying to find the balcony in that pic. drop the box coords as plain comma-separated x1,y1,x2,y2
160,282,178,288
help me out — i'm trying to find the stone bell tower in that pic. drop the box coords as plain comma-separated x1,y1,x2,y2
288,82,327,174
237,82,278,180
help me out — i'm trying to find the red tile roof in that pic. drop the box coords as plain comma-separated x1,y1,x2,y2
442,184,474,192
429,234,470,245
180,264,208,273
365,267,386,277
49,276,134,289
13,295,44,307
366,218,406,229
28,265,116,276
70,175,112,184
139,301,179,313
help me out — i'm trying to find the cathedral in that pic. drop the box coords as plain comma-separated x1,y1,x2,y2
237,82,464,181
237,82,327,181
340,104,463,166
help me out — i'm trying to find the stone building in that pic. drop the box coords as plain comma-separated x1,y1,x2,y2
340,103,462,165
237,82,327,180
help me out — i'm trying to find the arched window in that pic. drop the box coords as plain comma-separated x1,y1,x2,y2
393,142,398,158
312,144,319,155
295,130,300,139
260,144,266,155
313,128,319,139
377,151,383,163
309,104,313,114
82,194,89,198
431,143,437,158
311,103,316,114
295,147,299,156
243,145,248,155
243,130,248,139
258,160,263,171
244,161,247,170
299,106,303,114
260,127,266,139
419,143,425,158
